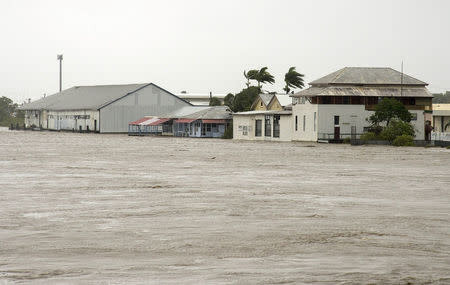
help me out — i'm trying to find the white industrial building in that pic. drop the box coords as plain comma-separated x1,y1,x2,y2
290,67,433,141
175,93,226,105
20,83,192,133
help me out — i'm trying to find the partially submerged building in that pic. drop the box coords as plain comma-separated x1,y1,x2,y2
20,83,192,133
128,106,232,138
290,67,433,141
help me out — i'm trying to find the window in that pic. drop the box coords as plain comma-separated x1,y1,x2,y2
273,115,280,138
206,124,211,132
314,112,316,131
343,96,350,104
295,116,298,131
243,126,248,135
334,115,339,125
255,120,262,136
260,101,263,107
303,115,306,131
265,115,271,137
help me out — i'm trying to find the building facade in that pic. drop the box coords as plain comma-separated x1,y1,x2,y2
233,110,292,142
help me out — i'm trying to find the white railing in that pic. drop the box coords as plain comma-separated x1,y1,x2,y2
431,132,450,142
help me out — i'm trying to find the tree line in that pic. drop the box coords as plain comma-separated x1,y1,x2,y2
0,96,24,127
211,66,305,112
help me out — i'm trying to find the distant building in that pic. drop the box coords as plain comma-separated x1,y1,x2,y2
432,103,450,132
176,93,226,106
20,83,191,133
291,67,433,141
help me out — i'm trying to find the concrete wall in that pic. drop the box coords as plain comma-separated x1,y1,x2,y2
100,85,190,133
233,114,292,142
25,110,99,131
433,116,450,132
292,101,426,141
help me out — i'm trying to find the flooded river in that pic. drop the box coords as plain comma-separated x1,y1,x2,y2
0,128,449,284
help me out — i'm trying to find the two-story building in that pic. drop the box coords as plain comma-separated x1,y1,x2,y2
290,67,433,141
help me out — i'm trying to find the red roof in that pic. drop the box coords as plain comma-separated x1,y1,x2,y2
148,118,171,126
129,117,150,125
175,118,196,123
202,119,227,124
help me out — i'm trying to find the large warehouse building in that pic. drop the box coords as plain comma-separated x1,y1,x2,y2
20,83,192,133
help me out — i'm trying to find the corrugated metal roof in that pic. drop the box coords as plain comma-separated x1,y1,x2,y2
20,83,192,111
202,119,227,124
175,118,197,123
148,118,171,126
259,94,274,106
309,67,427,86
274,94,292,107
292,86,432,98
179,106,232,120
20,83,150,111
176,93,227,99
160,106,211,118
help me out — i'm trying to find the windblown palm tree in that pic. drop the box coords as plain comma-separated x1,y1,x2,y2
255,67,275,89
284,67,305,94
244,70,258,87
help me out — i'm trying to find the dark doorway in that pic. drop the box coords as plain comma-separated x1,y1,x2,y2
94,120,97,132
334,126,340,140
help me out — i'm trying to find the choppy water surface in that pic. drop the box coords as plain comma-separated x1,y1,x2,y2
0,128,449,284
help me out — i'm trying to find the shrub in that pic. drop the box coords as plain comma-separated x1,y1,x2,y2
360,132,378,141
392,135,414,146
343,137,351,144
222,123,233,139
380,120,415,142
367,125,383,135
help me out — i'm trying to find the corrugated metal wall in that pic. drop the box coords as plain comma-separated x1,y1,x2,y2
99,85,190,133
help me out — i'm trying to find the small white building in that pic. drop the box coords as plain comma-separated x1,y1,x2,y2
233,110,293,142
290,67,433,141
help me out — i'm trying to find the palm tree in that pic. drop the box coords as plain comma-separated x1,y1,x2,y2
255,67,275,89
284,67,305,94
243,70,258,87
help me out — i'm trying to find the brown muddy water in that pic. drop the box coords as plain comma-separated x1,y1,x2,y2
0,128,449,284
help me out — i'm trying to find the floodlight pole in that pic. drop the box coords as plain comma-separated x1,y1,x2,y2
57,54,63,92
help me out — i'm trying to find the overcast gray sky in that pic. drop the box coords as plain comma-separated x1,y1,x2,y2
1,0,449,103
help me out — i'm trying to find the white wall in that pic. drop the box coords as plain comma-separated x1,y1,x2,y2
292,101,426,141
25,110,99,131
233,114,292,142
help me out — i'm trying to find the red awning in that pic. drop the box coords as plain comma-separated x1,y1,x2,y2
148,118,171,126
202,119,227,124
175,118,196,123
129,117,150,125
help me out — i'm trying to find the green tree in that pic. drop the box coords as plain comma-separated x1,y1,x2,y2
209,97,222,106
0,96,23,126
243,70,258,87
254,67,275,89
380,119,415,142
283,67,305,94
224,93,235,109
232,86,260,112
369,98,412,126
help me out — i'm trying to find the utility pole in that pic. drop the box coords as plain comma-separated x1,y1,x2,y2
57,54,63,92
400,61,403,97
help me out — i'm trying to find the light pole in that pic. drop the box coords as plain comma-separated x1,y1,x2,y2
57,54,63,92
